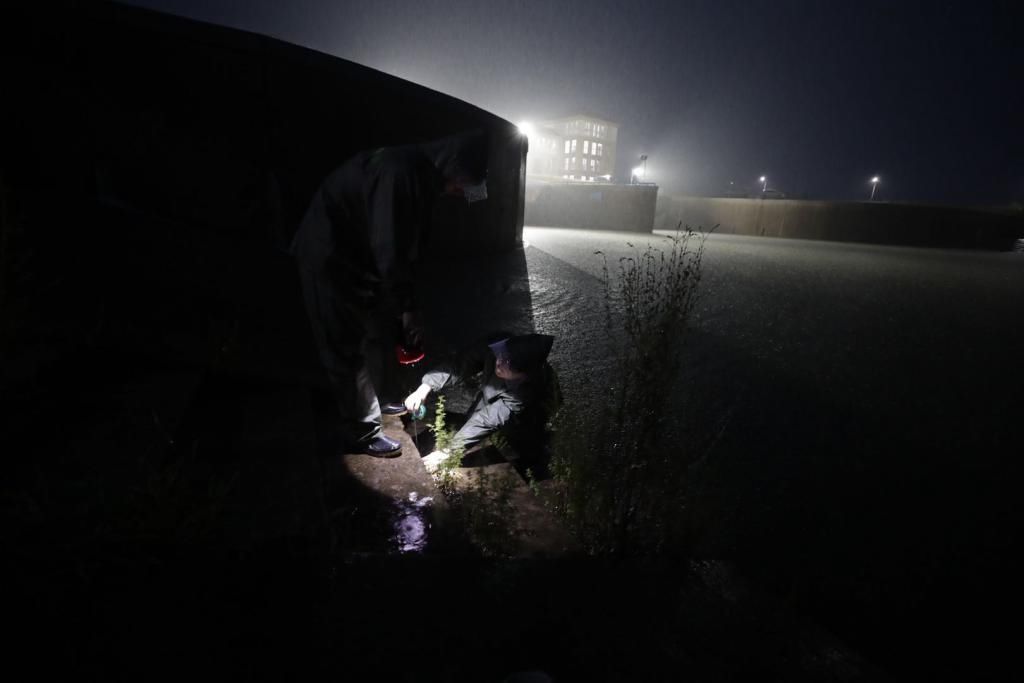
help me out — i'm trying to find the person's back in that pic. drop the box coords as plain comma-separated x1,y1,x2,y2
290,145,442,301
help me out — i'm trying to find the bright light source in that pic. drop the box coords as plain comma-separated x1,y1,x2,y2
759,176,766,182
871,176,880,183
517,121,534,138
632,166,645,178
601,174,612,180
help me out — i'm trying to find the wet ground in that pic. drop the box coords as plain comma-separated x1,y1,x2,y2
6,212,1022,680
521,227,1024,681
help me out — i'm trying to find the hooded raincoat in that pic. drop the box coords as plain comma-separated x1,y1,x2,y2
422,334,557,451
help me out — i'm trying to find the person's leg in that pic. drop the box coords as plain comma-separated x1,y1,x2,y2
297,267,383,445
452,397,514,453
362,306,403,408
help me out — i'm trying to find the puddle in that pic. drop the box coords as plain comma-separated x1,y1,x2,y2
390,491,435,554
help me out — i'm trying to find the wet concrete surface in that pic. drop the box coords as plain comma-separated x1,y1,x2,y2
521,226,1024,681
316,409,459,556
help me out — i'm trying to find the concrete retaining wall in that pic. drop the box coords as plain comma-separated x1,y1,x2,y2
525,180,658,232
655,196,1024,250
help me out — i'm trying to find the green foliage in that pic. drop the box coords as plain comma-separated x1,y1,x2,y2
425,395,521,557
455,466,520,558
550,224,712,555
425,394,466,488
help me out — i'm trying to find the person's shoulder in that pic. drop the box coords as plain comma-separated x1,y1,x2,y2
371,144,428,169
364,145,437,188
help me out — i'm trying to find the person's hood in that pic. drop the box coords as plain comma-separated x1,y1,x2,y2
490,333,555,373
420,129,489,185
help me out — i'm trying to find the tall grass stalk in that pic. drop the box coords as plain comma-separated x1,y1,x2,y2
551,224,709,555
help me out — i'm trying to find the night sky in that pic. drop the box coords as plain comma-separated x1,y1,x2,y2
121,0,1022,204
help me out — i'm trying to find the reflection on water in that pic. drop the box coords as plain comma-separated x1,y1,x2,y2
391,491,434,554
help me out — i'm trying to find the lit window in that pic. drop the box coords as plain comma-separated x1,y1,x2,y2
564,140,571,154
583,140,590,154
590,159,596,171
564,157,570,170
571,139,577,153
597,143,603,156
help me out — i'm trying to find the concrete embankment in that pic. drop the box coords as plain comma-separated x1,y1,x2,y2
656,195,1023,250
525,179,659,232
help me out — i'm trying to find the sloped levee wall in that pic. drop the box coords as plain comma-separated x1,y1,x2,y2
2,1,529,385
656,196,1024,250
525,179,659,232
6,1,526,255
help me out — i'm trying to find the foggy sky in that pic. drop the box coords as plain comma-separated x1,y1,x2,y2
121,0,1022,204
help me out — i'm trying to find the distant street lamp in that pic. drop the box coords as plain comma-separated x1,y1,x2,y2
760,175,767,193
870,176,880,201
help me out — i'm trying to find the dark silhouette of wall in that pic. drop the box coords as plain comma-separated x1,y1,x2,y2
524,179,658,232
6,1,525,255
2,1,530,381
656,196,1024,250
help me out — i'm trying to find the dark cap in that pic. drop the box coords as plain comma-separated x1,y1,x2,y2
490,334,554,373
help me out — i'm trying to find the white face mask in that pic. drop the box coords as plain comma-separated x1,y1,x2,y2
461,179,488,203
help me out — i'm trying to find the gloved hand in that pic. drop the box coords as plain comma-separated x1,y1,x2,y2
421,449,449,474
404,384,432,412
401,310,424,348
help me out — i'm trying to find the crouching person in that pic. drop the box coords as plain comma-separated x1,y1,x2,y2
404,333,558,472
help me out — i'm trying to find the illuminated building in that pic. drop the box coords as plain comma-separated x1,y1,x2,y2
524,114,619,183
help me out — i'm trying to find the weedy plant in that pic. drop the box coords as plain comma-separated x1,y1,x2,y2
426,395,521,557
426,394,467,491
550,223,711,555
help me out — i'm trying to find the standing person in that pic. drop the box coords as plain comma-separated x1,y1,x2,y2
291,130,488,456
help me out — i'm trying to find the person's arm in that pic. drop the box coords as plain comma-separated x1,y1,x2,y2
367,166,423,317
406,338,493,407
404,365,460,412
453,395,524,450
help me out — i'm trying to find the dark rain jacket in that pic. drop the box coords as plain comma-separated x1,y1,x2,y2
289,132,486,312
289,145,441,312
422,335,557,450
